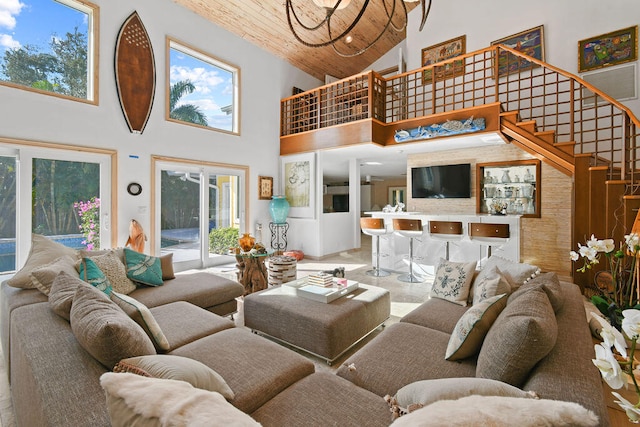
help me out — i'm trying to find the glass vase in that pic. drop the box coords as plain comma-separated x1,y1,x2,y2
269,195,290,224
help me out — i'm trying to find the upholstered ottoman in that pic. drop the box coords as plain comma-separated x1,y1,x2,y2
243,283,390,364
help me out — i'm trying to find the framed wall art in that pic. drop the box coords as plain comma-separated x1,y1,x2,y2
258,176,273,200
491,25,545,77
421,35,466,84
578,26,638,73
280,153,315,218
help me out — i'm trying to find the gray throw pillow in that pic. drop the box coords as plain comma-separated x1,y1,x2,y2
48,271,89,320
70,284,155,369
7,234,78,289
29,254,80,295
510,272,564,313
476,286,557,387
482,255,540,290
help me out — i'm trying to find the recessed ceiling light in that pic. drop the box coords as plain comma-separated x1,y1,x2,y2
364,161,382,165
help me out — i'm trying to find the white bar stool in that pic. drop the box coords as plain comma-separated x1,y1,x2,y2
360,217,391,277
469,222,510,267
428,220,464,260
392,218,425,283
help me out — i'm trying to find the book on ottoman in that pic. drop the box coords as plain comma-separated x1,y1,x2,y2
296,280,359,303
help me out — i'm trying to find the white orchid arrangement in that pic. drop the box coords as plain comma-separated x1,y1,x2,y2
571,234,640,322
592,310,640,422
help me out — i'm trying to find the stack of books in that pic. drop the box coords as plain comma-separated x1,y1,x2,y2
306,272,334,287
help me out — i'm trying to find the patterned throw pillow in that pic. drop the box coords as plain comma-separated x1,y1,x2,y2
86,251,137,295
77,257,113,295
471,265,511,305
111,292,170,351
430,259,477,306
123,248,163,286
445,293,508,360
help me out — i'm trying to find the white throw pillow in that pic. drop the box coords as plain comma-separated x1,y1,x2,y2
430,259,477,306
471,264,511,305
100,372,261,427
391,395,599,427
482,255,540,290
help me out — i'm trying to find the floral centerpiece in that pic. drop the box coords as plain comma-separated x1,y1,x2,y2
592,310,640,422
571,234,640,327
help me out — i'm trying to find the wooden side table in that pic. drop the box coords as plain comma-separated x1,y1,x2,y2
235,251,271,296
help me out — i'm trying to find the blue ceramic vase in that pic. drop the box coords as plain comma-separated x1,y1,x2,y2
269,195,290,224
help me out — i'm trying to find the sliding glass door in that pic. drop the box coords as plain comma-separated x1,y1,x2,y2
0,144,112,274
155,159,246,271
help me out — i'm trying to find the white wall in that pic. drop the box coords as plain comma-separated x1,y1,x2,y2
0,0,320,249
371,0,640,117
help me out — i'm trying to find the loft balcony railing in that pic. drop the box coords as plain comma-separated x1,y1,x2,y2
280,45,640,192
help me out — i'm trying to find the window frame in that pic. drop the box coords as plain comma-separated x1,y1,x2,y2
165,37,241,135
0,0,100,104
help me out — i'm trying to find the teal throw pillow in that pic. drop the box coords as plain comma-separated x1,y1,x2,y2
124,248,163,286
78,257,113,295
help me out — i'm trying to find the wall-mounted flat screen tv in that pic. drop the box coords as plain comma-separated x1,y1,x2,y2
411,163,471,198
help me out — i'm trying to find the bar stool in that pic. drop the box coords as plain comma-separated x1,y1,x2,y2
360,217,391,277
469,222,510,267
428,220,464,260
392,218,425,283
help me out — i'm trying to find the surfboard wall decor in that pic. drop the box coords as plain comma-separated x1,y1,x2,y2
115,11,156,134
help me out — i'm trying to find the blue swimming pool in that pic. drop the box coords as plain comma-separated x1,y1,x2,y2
0,235,86,273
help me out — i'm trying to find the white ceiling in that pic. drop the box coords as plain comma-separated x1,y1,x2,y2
321,132,508,183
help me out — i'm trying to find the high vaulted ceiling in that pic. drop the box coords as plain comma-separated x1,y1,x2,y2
173,0,419,81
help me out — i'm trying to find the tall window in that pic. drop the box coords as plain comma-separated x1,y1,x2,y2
167,37,240,134
153,157,247,271
0,142,113,274
0,0,98,103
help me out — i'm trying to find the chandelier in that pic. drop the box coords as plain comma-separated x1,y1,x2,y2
285,0,432,57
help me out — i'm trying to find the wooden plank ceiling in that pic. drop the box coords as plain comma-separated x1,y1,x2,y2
172,0,418,80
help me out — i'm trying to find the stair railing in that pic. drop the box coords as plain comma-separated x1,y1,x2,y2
280,45,640,192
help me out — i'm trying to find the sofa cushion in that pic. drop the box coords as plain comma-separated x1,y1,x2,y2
386,377,536,418
251,372,392,427
482,255,540,290
390,395,599,427
100,373,260,427
77,257,113,295
48,271,89,320
114,355,234,399
6,234,78,289
445,293,508,360
510,272,564,313
88,251,137,294
28,254,80,296
400,298,469,334
430,259,476,306
123,248,163,286
476,286,557,387
111,292,170,351
471,264,511,305
70,284,155,369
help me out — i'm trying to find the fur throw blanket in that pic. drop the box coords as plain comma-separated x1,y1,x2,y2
391,394,599,427
100,372,261,427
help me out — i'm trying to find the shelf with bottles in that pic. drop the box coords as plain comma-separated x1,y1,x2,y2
476,159,541,218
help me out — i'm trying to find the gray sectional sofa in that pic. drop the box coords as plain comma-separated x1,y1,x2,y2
0,237,609,426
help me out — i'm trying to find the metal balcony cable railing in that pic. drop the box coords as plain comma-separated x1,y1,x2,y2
280,45,640,192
